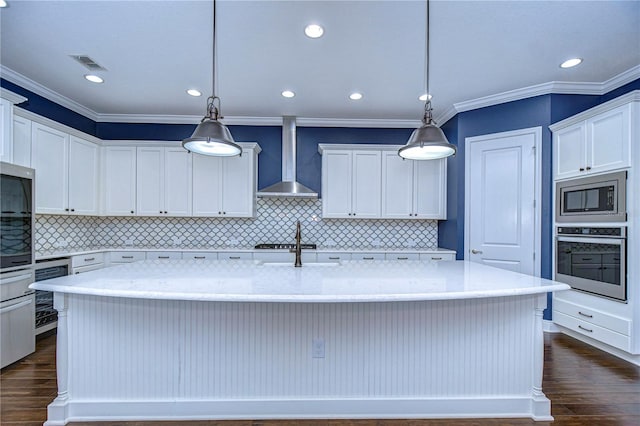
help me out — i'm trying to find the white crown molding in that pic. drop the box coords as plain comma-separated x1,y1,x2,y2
3,65,639,128
13,107,102,144
1,65,100,121
0,88,28,104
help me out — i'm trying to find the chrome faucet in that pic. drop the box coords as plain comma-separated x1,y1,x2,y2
290,220,302,267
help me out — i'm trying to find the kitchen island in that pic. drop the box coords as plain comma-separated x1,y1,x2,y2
31,259,569,425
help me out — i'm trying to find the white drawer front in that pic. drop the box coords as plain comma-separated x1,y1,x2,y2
317,252,351,262
254,252,317,263
554,311,630,352
184,252,218,260
71,252,104,268
110,251,146,263
553,298,630,336
420,253,455,261
72,264,103,275
147,252,182,260
351,253,385,261
218,252,253,261
385,253,419,261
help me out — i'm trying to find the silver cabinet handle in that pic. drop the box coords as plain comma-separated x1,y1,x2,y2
471,249,483,254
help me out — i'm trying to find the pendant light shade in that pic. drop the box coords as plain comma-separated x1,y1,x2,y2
182,96,241,156
399,0,456,161
182,0,240,157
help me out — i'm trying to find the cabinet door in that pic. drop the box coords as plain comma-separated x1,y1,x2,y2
164,148,192,216
414,158,446,219
32,123,68,214
381,152,413,218
68,136,99,215
322,151,353,218
136,147,164,216
554,123,586,180
192,154,223,216
352,151,381,218
588,104,631,174
103,146,136,215
12,115,31,167
222,152,255,217
0,98,12,163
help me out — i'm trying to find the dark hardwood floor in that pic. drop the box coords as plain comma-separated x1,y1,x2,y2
1,332,638,426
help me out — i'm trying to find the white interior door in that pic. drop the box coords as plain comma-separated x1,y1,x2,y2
465,127,541,275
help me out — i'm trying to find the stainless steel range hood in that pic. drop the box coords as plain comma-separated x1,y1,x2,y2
257,116,318,198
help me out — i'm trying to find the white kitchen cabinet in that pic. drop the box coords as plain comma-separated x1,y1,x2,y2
321,149,381,218
192,147,257,217
218,252,253,260
31,123,99,215
136,147,192,217
108,251,146,264
146,251,182,260
0,98,12,163
103,146,137,215
381,152,446,219
12,115,31,167
553,103,631,180
184,252,218,260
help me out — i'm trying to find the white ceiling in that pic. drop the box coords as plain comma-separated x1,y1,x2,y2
1,0,639,127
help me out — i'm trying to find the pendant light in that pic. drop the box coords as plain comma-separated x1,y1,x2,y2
182,0,241,157
398,0,456,160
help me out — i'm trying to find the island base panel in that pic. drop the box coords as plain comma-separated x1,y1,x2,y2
47,293,551,424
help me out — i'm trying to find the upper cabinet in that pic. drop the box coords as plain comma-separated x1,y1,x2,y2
552,102,632,180
0,89,28,164
321,149,381,218
381,152,446,219
136,147,192,217
12,115,32,168
31,123,99,215
192,145,259,218
319,144,447,220
103,146,137,216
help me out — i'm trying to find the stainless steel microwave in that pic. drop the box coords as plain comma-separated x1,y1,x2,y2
556,171,626,223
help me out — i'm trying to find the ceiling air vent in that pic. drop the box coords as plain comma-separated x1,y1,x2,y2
70,55,107,71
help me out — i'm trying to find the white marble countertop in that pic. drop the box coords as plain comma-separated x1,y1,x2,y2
30,259,569,303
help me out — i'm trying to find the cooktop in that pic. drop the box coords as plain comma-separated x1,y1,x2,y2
254,243,317,250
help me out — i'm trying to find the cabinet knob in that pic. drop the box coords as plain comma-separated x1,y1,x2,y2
164,211,168,214
579,167,585,171
65,208,69,212
159,211,163,214
71,208,75,212
130,211,134,214
586,166,592,171
353,213,356,216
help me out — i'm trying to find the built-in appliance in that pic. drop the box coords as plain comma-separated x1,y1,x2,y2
34,257,71,335
556,171,626,223
555,226,626,301
1,267,35,368
0,162,35,271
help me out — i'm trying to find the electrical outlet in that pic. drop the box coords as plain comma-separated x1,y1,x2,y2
124,239,134,247
312,338,325,358
54,239,68,248
172,237,182,246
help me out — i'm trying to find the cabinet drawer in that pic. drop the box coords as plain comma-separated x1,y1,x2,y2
147,251,182,260
184,252,217,260
317,252,351,262
218,252,253,261
71,252,104,268
72,263,103,275
553,311,630,352
553,298,630,335
351,253,385,261
110,251,146,263
254,252,316,263
385,253,419,261
420,253,455,261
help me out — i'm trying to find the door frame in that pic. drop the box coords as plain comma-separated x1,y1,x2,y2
464,126,542,276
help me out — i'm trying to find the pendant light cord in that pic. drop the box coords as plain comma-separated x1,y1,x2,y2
422,0,434,125
206,0,222,121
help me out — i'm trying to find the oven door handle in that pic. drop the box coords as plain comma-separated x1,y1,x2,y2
0,297,33,314
556,236,624,245
0,273,33,285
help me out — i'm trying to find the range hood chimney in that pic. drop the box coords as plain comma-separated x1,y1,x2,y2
256,116,318,198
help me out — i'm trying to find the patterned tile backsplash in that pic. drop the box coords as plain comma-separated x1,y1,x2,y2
35,199,438,251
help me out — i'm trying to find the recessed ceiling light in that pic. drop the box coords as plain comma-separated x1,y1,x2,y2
349,92,363,100
304,24,324,39
186,89,202,97
418,93,432,101
0,1,8,8
84,74,104,84
281,90,295,98
560,58,583,68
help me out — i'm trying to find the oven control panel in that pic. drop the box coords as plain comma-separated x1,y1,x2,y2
557,227,625,237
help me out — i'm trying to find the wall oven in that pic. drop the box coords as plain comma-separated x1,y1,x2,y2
555,226,626,302
1,162,35,271
556,171,626,223
34,257,71,335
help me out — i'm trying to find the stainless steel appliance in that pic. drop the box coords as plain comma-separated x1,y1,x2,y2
556,171,626,223
1,267,35,368
555,226,626,301
34,258,71,335
0,162,35,271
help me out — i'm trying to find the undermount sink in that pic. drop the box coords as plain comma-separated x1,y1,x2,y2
259,261,341,267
